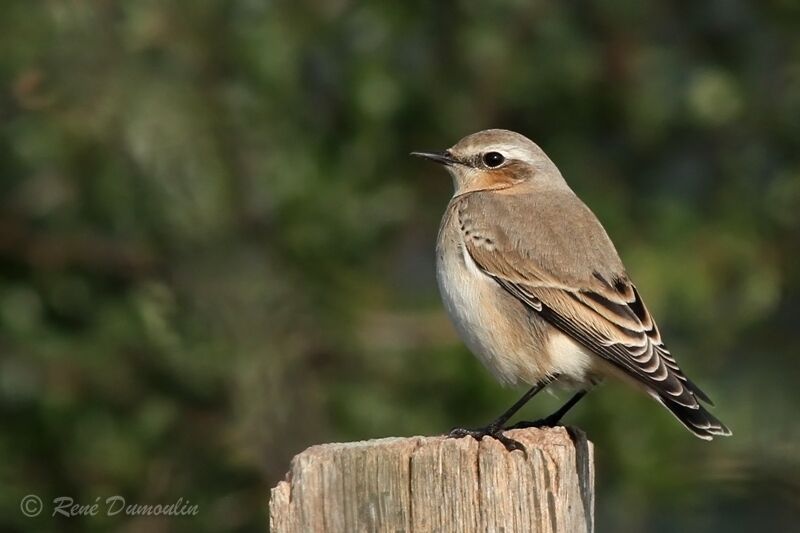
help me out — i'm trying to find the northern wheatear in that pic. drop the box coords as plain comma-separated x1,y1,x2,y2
412,129,730,451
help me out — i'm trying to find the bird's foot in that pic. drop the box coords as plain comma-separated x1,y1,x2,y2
447,424,526,453
504,414,562,430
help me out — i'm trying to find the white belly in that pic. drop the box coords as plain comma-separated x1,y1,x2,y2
436,239,595,387
436,241,544,385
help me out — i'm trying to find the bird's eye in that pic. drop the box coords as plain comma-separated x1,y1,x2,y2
483,151,505,168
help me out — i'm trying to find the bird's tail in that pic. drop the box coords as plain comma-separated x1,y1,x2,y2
654,393,732,440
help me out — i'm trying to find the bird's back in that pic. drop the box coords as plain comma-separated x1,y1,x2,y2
452,188,628,292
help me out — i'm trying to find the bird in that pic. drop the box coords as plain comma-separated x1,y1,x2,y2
411,129,731,451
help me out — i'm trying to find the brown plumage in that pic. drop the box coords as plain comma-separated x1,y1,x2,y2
414,129,730,444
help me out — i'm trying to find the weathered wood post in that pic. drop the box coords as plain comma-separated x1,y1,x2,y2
269,427,594,532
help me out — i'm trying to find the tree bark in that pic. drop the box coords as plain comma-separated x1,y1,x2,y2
269,427,594,533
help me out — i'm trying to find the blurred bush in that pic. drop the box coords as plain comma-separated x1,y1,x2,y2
1,1,799,531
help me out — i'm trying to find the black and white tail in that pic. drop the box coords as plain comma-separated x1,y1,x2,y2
653,387,732,440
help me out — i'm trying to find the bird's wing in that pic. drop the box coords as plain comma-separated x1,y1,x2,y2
454,191,711,409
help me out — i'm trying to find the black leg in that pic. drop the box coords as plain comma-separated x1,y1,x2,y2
448,376,557,452
505,389,589,430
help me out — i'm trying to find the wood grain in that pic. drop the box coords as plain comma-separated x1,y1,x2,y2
270,427,593,533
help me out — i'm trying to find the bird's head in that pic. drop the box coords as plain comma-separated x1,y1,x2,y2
412,129,567,196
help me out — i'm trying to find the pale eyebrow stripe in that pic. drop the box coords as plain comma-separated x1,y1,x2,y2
483,145,537,164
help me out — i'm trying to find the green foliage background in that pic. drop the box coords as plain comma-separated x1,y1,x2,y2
1,1,799,531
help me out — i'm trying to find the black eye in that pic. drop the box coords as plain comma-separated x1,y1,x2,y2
483,151,505,168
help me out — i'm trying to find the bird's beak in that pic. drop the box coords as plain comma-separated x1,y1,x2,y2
410,150,457,166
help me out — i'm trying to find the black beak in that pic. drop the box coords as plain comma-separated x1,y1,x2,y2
410,150,457,166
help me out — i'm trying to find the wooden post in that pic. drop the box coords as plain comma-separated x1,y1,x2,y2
269,427,594,533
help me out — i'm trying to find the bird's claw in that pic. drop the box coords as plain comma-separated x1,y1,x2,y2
447,425,527,453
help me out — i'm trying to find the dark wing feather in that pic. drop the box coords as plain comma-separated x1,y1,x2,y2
533,286,700,408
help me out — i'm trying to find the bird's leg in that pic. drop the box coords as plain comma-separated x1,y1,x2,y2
448,376,557,452
505,390,588,430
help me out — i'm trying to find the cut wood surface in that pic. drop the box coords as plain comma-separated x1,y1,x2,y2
269,427,594,533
